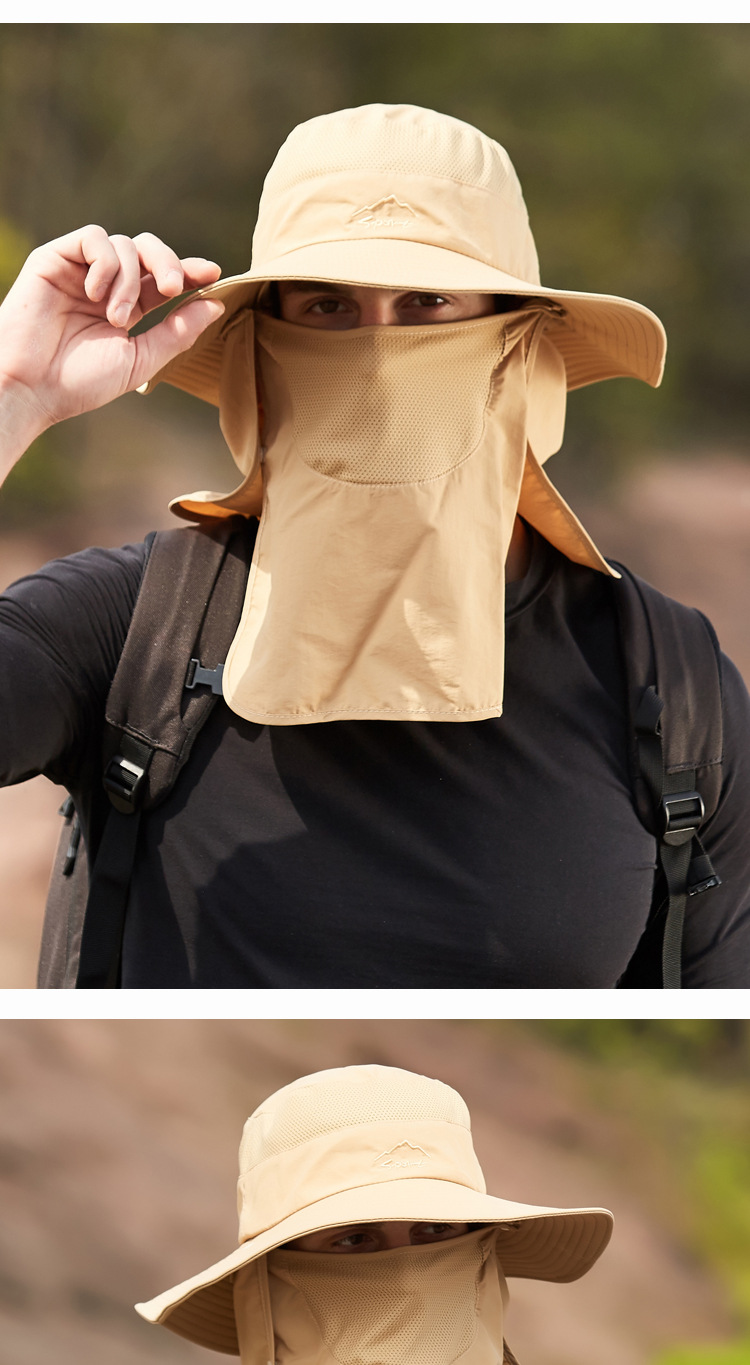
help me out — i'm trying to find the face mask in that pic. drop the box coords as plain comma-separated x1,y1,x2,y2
233,1227,507,1365
218,307,564,725
171,303,615,725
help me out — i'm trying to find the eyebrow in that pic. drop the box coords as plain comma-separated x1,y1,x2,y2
278,280,351,295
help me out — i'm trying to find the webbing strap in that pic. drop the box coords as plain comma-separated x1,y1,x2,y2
634,684,720,989
612,565,724,987
75,806,143,988
634,687,687,988
74,519,252,989
104,518,250,807
660,840,692,990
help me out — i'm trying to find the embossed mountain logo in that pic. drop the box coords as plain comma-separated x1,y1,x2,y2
350,197,417,227
374,1140,431,1169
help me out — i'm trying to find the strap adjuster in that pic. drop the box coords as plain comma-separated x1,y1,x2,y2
103,754,146,814
57,794,81,875
185,658,224,695
661,790,705,845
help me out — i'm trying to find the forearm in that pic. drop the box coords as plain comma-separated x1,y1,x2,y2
0,372,51,485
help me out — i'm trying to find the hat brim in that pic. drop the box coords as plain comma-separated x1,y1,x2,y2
141,236,665,403
136,1178,613,1354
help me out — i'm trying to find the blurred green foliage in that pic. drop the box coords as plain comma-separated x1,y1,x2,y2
0,212,29,294
662,1346,750,1365
0,23,748,523
0,423,81,527
529,1022,750,1365
531,1020,750,1076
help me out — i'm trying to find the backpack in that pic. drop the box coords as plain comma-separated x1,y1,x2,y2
37,521,723,990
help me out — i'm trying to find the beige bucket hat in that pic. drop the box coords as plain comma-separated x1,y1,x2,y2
141,102,666,407
136,1065,614,1354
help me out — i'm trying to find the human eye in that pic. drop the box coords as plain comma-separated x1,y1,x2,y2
307,296,350,316
407,293,450,310
410,1222,464,1242
397,292,456,324
329,1227,379,1252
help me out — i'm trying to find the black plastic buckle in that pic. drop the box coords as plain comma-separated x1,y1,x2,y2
687,849,722,897
103,754,146,814
62,817,82,877
688,871,722,896
185,658,224,695
58,794,81,875
661,790,705,846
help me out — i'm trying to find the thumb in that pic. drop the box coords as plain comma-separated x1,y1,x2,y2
129,298,225,392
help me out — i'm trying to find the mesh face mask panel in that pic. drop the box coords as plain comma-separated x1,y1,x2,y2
262,107,513,196
256,316,512,485
240,1068,470,1171
268,1233,491,1365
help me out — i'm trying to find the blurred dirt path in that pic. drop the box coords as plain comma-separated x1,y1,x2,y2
0,1019,735,1365
577,453,750,679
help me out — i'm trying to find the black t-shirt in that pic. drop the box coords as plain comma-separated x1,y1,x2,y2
2,526,749,988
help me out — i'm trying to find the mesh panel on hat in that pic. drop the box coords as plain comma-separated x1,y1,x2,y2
271,1236,485,1365
265,106,513,196
241,1068,469,1169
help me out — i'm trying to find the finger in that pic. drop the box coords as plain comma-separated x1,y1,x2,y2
105,234,145,328
134,258,223,320
37,225,122,304
132,231,189,300
179,257,223,288
79,226,123,303
128,298,225,390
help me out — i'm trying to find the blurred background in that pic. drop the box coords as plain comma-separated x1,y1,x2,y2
1,24,749,983
2,1018,750,1365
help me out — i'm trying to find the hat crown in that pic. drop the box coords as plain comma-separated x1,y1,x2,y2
239,1064,470,1175
251,103,541,288
263,104,519,200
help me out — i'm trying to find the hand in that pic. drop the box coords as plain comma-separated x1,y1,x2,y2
0,225,224,465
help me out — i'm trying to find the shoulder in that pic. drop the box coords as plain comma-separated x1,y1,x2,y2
0,538,152,788
1,539,149,620
0,538,151,712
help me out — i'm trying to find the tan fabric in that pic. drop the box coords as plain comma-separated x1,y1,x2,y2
139,104,666,400
148,104,643,724
223,309,535,723
184,306,615,726
233,1228,507,1365
237,1117,485,1244
135,1065,614,1353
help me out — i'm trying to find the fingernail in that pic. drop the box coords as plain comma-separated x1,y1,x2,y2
112,303,131,328
166,269,183,290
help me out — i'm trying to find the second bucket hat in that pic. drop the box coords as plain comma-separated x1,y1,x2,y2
136,1064,614,1354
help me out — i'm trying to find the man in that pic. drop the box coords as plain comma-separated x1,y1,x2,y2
1,103,749,987
135,1063,614,1365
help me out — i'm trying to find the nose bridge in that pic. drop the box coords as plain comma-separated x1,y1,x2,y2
380,1223,414,1249
357,290,398,327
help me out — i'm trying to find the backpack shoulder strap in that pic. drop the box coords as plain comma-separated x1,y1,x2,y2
37,794,88,988
102,515,252,812
39,516,252,989
611,561,724,987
